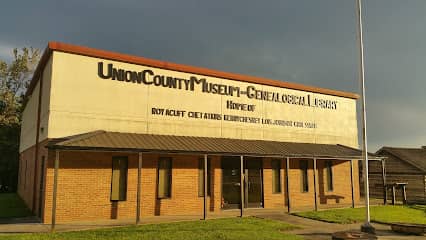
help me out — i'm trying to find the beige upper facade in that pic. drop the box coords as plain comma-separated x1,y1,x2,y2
20,46,359,152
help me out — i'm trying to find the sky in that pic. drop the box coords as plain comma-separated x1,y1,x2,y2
0,0,425,151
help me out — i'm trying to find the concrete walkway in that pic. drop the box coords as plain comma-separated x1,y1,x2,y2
253,212,425,240
0,211,243,233
0,215,204,233
0,209,424,239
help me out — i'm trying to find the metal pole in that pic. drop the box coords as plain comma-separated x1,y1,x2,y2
391,185,395,205
356,0,374,233
350,160,355,208
313,158,318,211
402,185,407,205
136,152,142,224
51,150,60,232
240,155,244,217
203,154,208,220
381,160,386,205
285,157,291,213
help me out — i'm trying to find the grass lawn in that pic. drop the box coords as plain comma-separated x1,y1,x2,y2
3,217,302,240
0,193,32,219
294,205,426,224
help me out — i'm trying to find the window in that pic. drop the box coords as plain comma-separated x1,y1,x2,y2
300,160,309,192
198,158,211,196
157,157,172,198
111,156,128,201
271,159,282,193
326,161,334,191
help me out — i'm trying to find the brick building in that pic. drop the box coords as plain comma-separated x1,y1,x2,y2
17,42,381,226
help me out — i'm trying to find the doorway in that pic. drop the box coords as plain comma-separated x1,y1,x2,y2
221,157,263,209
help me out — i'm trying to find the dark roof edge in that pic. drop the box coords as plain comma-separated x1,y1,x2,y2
377,147,426,172
24,41,360,101
337,144,380,158
45,144,383,160
56,130,106,146
45,131,384,160
378,146,426,151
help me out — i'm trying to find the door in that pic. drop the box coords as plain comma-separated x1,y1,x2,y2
221,157,241,209
221,157,263,209
245,158,263,208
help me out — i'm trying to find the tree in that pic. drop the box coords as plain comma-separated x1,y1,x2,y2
0,47,40,192
0,47,40,125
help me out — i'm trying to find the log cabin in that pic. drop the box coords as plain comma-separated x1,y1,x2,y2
369,146,426,204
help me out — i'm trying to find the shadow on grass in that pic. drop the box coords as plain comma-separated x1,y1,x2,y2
0,193,33,220
407,204,426,213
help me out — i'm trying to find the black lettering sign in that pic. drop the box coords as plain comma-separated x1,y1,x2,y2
97,62,338,110
150,106,317,129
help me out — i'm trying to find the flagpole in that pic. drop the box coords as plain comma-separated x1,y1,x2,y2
355,0,375,234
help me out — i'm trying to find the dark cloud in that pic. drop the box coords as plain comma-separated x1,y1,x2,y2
0,0,424,150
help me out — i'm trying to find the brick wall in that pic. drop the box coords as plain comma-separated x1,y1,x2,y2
211,156,222,211
17,145,36,209
317,160,355,206
288,159,316,210
262,158,286,209
40,150,360,223
43,152,222,223
287,159,359,211
17,140,50,219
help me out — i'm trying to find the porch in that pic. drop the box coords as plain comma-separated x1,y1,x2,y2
43,130,384,231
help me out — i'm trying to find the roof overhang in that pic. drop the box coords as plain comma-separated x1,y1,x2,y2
47,131,384,160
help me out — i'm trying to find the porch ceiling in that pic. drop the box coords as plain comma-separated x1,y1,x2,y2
46,130,382,160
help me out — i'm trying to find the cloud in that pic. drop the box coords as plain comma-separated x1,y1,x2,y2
0,0,424,151
367,100,426,151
